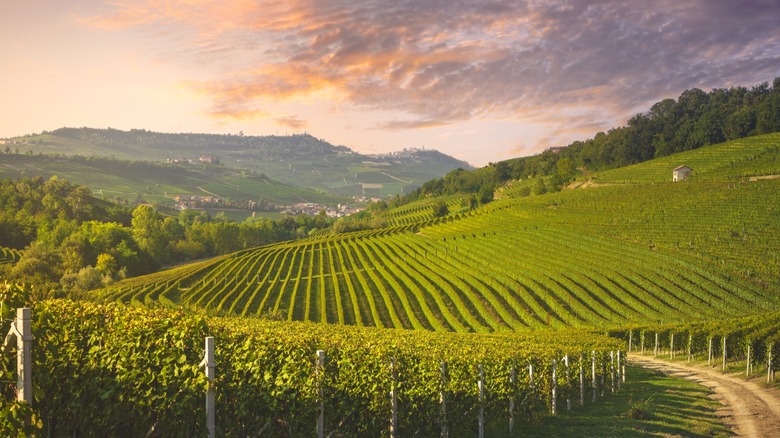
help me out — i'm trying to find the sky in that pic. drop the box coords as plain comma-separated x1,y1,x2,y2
2,1,779,166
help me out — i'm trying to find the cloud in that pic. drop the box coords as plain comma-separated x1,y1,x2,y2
376,119,450,130
275,116,308,130
81,0,780,139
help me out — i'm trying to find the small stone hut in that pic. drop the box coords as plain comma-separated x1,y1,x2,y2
673,165,692,182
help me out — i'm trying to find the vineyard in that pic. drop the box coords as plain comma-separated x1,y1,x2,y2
97,169,780,330
2,298,623,436
613,309,780,382
590,133,780,183
4,134,780,435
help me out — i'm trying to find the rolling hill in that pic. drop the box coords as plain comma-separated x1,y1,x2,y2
0,152,346,212
3,127,472,197
95,134,780,331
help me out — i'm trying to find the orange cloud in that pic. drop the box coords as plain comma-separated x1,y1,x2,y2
275,116,308,130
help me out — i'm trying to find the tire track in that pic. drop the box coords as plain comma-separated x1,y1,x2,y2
630,353,780,437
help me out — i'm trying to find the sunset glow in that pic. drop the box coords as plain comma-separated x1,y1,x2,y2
2,1,779,165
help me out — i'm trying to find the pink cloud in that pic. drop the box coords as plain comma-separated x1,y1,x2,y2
79,0,780,143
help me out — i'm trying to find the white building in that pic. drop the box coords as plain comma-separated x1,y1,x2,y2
673,166,692,182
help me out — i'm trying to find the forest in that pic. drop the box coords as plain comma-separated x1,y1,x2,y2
0,177,333,298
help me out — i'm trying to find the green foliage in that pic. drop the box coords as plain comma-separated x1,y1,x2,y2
0,175,343,295
615,308,780,377
533,177,547,195
8,299,620,436
432,200,449,218
0,247,21,266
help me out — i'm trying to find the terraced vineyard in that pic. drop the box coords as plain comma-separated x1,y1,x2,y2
7,135,780,435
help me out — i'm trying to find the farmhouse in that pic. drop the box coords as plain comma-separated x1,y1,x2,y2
673,165,692,181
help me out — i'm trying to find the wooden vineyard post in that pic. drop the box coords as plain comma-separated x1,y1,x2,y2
600,355,606,397
509,367,515,435
591,351,597,402
390,357,398,438
440,361,448,438
628,330,633,352
722,336,727,371
198,336,215,438
654,332,659,357
621,350,626,384
640,331,645,355
17,307,32,403
478,364,484,438
564,354,571,411
670,333,674,359
768,344,774,384
317,350,326,438
708,337,713,366
3,307,32,403
529,363,534,402
579,353,585,407
617,350,622,390
551,359,557,415
688,333,693,362
610,351,615,393
746,342,751,377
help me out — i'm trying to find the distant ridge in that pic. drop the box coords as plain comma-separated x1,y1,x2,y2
5,127,472,197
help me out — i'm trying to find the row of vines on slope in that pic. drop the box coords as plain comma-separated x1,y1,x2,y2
96,211,777,331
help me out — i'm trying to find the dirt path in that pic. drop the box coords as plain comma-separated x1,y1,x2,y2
629,353,780,437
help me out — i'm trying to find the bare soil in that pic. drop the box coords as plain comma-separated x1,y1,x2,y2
748,174,780,181
629,353,780,437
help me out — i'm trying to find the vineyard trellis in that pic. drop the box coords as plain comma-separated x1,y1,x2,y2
2,301,625,436
613,309,780,384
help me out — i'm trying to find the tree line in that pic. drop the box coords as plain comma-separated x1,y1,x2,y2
399,77,780,203
0,177,332,298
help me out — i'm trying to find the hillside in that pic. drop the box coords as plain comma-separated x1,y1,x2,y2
397,78,780,206
0,152,345,210
4,128,472,197
96,134,780,331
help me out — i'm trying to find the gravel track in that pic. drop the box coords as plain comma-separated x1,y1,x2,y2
629,353,780,437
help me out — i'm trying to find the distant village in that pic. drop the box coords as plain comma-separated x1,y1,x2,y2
280,202,368,218
171,195,371,218
166,155,220,165
366,147,427,160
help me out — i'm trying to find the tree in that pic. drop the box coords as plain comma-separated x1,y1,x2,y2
478,184,494,205
533,178,547,195
556,157,576,183
131,205,167,264
494,161,512,182
95,253,118,280
432,200,449,218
